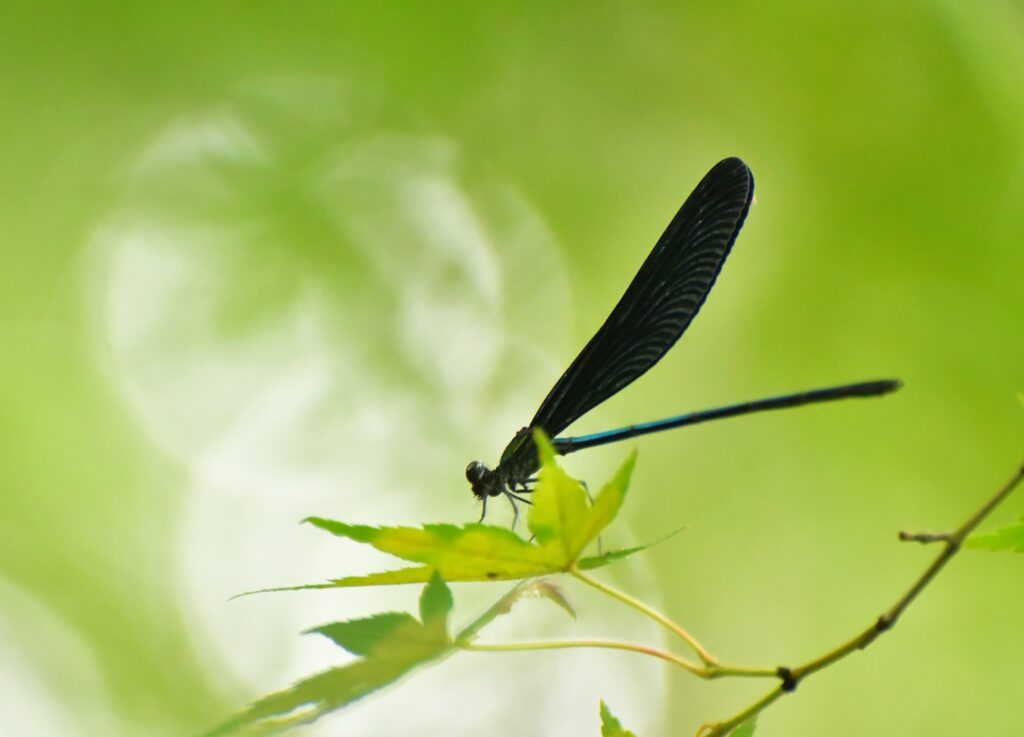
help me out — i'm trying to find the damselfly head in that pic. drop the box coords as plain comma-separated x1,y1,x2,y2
466,461,496,499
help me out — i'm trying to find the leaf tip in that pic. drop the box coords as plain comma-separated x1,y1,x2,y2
599,700,636,737
618,448,638,481
419,570,454,625
532,428,558,466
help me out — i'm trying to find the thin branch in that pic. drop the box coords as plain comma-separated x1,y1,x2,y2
898,530,953,544
697,459,1024,735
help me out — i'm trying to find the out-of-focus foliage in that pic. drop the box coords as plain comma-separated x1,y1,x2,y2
730,720,758,737
970,517,1024,553
206,574,457,737
3,3,1023,737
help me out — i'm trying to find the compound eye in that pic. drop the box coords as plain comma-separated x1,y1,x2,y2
466,462,486,484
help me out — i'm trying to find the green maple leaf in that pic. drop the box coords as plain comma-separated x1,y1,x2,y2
968,516,1024,553
528,431,635,562
730,718,758,737
305,612,419,657
599,700,638,737
207,574,582,735
248,432,662,595
205,573,454,736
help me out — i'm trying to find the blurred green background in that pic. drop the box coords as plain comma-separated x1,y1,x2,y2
2,2,1023,736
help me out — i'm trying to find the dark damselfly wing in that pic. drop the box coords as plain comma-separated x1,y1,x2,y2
529,157,754,439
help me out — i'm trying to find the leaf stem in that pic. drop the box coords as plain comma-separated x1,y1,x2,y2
455,581,532,643
706,663,780,679
460,638,777,680
459,639,706,675
570,566,716,665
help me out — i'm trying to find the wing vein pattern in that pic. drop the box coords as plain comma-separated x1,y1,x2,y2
529,157,754,439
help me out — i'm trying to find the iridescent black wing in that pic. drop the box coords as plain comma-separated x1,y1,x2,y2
529,157,754,437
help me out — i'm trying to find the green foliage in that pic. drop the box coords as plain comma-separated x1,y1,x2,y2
201,425,1024,737
419,570,455,629
602,705,755,737
729,719,758,737
599,700,638,737
968,516,1024,553
305,573,454,660
306,612,420,657
210,571,585,735
209,570,598,735
302,518,565,584
529,431,635,562
205,576,456,736
210,440,659,735
249,432,651,595
578,531,685,570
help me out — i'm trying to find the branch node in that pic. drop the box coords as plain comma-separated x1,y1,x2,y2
898,530,953,544
776,666,798,692
874,614,893,634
